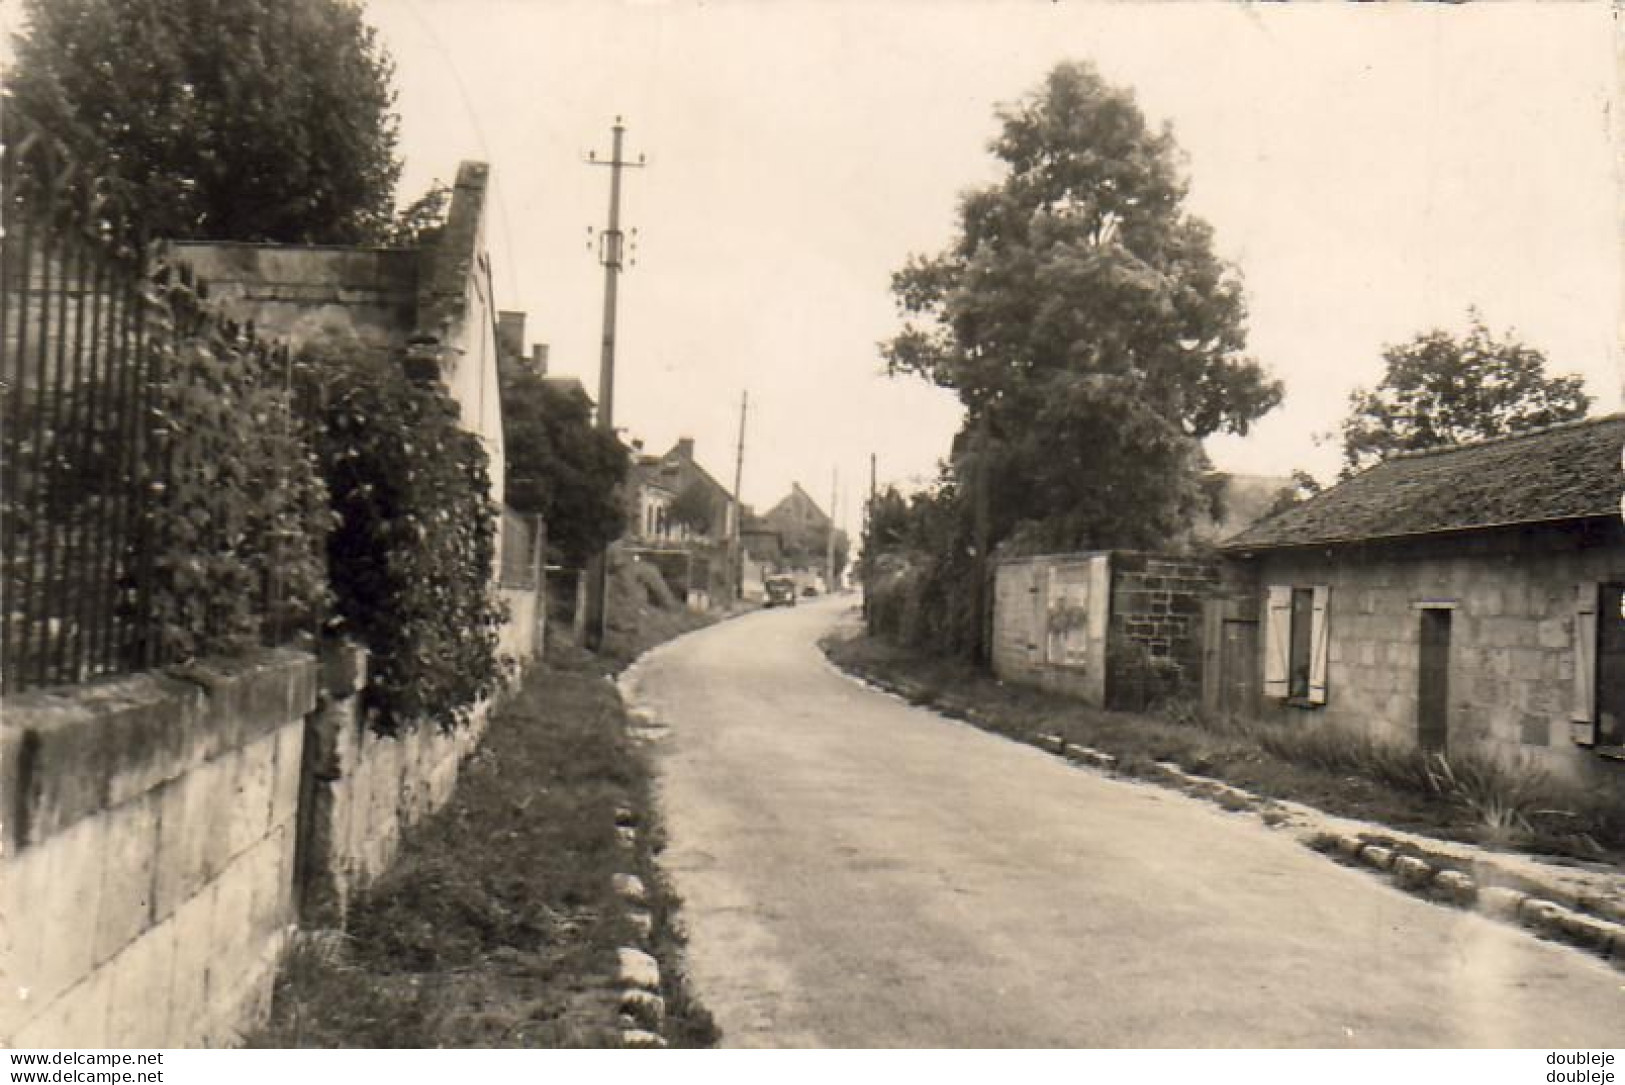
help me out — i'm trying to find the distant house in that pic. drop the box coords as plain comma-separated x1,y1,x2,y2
1216,414,1625,789
617,437,740,609
760,482,848,589
763,482,831,537
624,454,683,545
496,310,592,411
621,437,735,547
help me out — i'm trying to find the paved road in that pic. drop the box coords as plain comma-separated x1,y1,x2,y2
624,598,1625,1047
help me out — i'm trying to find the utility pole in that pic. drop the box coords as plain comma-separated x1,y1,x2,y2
863,452,876,619
728,390,748,605
582,117,644,651
826,468,838,593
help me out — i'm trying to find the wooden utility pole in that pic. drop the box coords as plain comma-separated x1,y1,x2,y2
972,412,992,664
826,469,838,593
582,117,644,651
728,389,748,604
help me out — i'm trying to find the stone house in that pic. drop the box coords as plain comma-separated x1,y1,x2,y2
1216,414,1625,789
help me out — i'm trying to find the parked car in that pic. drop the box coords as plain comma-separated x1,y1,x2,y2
764,578,797,608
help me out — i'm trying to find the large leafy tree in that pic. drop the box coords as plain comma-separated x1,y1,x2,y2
669,480,719,536
6,0,402,244
501,364,628,568
885,61,1281,556
1338,311,1591,476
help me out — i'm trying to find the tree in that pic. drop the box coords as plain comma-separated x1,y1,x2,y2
1261,469,1324,520
1338,311,1591,475
669,480,718,536
500,363,628,568
6,0,402,245
885,61,1280,558
879,62,1280,657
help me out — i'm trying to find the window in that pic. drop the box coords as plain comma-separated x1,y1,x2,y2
1578,581,1625,751
1265,584,1329,705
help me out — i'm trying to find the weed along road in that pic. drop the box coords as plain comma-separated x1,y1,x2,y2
623,598,1625,1048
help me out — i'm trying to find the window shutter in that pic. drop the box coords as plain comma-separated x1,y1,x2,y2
1308,585,1331,705
1573,583,1598,744
1264,585,1291,698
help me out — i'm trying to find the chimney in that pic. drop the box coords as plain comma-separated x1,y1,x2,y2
496,311,525,360
530,342,549,376
676,437,695,462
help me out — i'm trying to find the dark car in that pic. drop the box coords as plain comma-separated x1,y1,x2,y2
764,578,797,608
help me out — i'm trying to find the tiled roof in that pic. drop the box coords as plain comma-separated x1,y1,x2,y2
1221,414,1625,551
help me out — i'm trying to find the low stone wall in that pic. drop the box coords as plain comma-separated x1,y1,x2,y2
498,586,542,665
992,551,1218,709
1,650,317,1047
1108,552,1219,708
296,644,489,928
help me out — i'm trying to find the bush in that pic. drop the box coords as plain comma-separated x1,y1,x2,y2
299,349,507,735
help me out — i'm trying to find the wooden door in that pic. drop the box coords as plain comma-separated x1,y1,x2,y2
1220,619,1260,717
1418,609,1451,753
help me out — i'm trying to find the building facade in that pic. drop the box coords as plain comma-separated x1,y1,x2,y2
1217,415,1625,789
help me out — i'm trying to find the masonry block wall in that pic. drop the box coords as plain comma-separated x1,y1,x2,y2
1250,529,1625,792
992,551,1219,710
297,643,491,929
1108,552,1220,709
1,650,317,1047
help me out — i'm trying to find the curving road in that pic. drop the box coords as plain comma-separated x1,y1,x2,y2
623,597,1625,1048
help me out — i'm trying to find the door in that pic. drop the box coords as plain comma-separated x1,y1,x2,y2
1220,619,1260,717
1596,583,1625,747
1417,609,1451,753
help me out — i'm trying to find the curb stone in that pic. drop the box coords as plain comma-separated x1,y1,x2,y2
612,872,649,906
1321,836,1625,969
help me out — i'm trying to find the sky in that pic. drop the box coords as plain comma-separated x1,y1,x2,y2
359,0,1620,534
18,1,1617,535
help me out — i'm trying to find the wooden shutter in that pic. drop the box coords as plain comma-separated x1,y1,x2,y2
1573,582,1598,744
1264,585,1291,698
1308,585,1331,705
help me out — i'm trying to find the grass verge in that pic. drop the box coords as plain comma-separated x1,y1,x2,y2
823,628,1624,867
251,627,720,1047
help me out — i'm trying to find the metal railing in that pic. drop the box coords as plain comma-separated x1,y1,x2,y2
1,112,301,692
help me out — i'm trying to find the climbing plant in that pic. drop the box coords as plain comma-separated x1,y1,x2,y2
298,347,508,735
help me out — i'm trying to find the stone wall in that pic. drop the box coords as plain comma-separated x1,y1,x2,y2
992,551,1218,709
1245,526,1625,790
1108,553,1220,709
296,643,492,929
1,651,317,1047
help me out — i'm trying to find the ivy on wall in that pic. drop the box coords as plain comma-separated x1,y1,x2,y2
298,348,508,735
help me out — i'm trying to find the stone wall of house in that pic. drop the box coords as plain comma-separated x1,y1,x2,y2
1247,526,1625,790
1,651,317,1047
993,551,1219,710
1108,553,1220,709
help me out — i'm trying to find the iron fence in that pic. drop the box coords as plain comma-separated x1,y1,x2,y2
1,112,301,692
